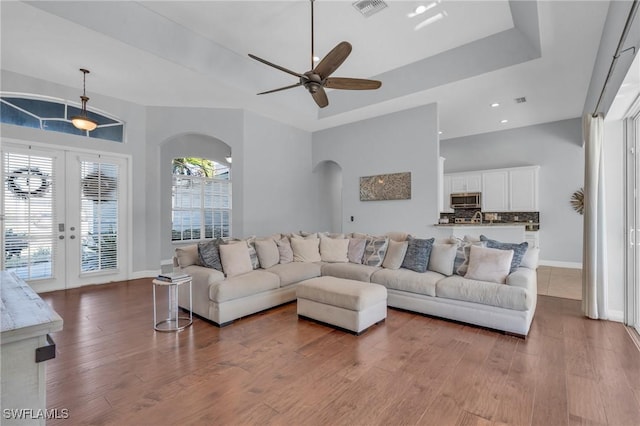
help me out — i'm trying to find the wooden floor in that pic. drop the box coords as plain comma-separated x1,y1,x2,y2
41,279,640,426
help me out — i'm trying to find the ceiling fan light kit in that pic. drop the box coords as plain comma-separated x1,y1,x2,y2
248,0,382,108
71,68,98,132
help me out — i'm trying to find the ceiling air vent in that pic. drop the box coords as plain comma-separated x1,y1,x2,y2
514,97,527,104
352,0,388,17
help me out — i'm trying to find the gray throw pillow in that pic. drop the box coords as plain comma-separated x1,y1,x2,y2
479,235,529,273
276,238,294,264
245,237,261,269
347,238,367,264
401,236,435,273
198,238,224,271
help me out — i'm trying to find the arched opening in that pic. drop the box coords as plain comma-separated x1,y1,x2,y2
314,160,343,233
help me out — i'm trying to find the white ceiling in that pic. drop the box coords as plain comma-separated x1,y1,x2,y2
0,1,610,139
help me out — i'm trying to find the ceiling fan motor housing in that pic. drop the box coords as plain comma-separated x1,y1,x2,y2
302,72,323,93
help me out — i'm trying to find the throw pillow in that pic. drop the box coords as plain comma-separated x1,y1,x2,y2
319,232,346,239
276,238,294,264
382,239,409,270
363,235,389,267
219,242,253,277
245,237,261,270
254,239,280,269
291,238,321,262
385,232,409,242
428,243,458,276
176,244,200,268
291,232,318,239
465,245,514,284
197,238,224,271
320,237,349,263
479,235,528,273
347,238,367,264
452,238,486,276
401,236,435,273
520,247,540,270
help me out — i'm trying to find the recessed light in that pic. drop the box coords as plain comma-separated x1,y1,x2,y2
438,131,443,135
407,1,440,18
500,119,508,124
490,103,500,108
313,56,319,62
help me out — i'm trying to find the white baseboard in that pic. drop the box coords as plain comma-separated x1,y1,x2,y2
539,260,582,269
608,310,624,323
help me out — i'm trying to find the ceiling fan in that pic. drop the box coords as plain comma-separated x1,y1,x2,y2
248,0,382,108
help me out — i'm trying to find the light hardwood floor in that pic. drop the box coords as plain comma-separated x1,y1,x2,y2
41,276,640,426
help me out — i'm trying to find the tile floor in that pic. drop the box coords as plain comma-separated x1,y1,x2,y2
537,266,582,300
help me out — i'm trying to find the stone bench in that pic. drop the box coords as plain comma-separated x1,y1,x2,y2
296,276,387,335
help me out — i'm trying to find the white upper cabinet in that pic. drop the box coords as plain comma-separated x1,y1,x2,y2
443,166,539,212
442,175,453,212
509,167,539,211
482,170,509,211
450,173,482,193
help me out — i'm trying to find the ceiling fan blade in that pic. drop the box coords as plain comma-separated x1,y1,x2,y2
248,54,303,78
311,86,329,108
324,77,382,90
257,83,303,95
313,41,352,79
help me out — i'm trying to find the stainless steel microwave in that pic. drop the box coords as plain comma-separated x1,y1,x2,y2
450,192,481,209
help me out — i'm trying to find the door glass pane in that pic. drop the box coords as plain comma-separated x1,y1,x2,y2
80,161,119,272
2,152,55,280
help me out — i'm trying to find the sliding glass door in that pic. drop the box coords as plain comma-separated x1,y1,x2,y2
1,142,128,292
626,107,640,334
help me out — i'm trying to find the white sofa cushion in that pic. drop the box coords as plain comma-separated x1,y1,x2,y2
320,237,349,263
321,263,381,282
520,247,539,270
428,243,457,276
219,242,253,277
436,275,533,311
254,239,280,269
266,262,322,287
276,238,294,264
382,240,408,270
347,238,367,264
371,268,442,297
297,277,387,311
175,244,200,268
465,245,513,284
291,238,321,262
209,270,280,303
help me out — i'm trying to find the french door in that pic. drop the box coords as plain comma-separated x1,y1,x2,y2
626,105,640,334
1,142,129,292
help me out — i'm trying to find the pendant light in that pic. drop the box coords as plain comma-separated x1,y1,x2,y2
71,68,98,131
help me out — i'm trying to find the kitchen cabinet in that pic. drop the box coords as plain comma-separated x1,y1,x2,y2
510,167,539,211
450,173,481,193
482,170,509,211
442,166,539,213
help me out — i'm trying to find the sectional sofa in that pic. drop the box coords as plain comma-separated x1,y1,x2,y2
174,232,538,336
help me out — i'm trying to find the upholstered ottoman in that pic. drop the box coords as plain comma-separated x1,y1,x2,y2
296,276,387,334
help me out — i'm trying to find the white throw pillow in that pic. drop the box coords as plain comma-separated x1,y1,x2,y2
291,238,321,262
254,239,280,269
219,242,253,278
464,245,514,284
520,247,539,270
175,244,199,268
320,237,349,263
428,243,458,276
382,240,408,270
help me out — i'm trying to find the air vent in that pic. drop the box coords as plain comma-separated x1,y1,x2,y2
352,0,388,17
514,97,527,104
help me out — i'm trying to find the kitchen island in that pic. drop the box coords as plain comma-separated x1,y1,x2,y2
434,222,528,243
1,271,63,425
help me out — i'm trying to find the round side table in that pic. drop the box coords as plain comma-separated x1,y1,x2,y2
152,277,193,332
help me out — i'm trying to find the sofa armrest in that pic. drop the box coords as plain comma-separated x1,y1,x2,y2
506,267,536,292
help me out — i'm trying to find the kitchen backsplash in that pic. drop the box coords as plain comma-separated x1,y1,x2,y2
440,210,540,230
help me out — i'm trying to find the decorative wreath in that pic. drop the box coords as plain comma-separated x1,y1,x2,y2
6,167,51,199
570,187,584,215
82,171,117,201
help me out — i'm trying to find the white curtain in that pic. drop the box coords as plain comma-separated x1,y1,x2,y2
582,113,608,319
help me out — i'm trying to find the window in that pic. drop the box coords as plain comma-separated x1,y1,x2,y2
0,94,125,142
171,158,231,242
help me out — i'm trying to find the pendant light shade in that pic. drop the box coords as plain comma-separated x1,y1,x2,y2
71,68,98,132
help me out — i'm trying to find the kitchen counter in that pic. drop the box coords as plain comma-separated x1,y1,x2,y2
433,223,530,242
435,222,538,227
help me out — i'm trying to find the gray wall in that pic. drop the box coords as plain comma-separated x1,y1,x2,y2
313,104,440,237
314,161,343,233
441,118,584,264
242,111,317,236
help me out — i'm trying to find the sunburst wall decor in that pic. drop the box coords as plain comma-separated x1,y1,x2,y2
570,187,584,215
